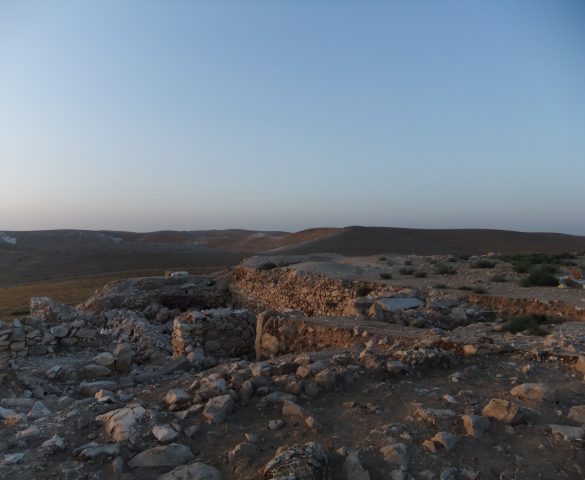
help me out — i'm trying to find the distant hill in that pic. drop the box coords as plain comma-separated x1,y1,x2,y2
1,226,584,285
272,226,585,256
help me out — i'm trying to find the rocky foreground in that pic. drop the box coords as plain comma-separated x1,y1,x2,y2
1,254,585,479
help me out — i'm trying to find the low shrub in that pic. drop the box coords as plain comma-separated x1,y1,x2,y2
520,267,559,287
458,286,487,294
489,274,508,283
257,262,278,271
503,314,562,336
434,263,457,275
470,259,496,269
356,286,373,297
414,271,427,278
399,267,415,275
380,272,392,280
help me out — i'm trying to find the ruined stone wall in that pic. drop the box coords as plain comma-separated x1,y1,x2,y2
0,315,106,360
172,308,256,360
255,312,361,360
230,267,392,316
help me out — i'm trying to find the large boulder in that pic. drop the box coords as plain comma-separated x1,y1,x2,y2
203,395,234,423
369,297,423,322
263,442,329,480
96,405,147,443
128,443,194,468
113,343,133,373
157,462,222,480
80,276,224,314
482,399,526,425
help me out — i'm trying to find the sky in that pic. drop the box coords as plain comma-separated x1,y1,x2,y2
1,1,584,234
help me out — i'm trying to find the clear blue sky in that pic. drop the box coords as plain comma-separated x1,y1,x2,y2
1,1,584,234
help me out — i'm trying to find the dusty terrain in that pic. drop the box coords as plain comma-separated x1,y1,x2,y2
1,251,585,480
2,227,585,286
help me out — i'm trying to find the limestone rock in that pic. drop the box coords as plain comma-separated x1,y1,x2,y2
94,352,115,366
203,395,234,423
96,405,146,443
380,443,408,465
461,414,490,439
482,399,526,425
510,383,551,401
263,442,329,480
153,425,181,443
343,450,371,480
77,443,121,461
128,443,194,468
157,462,222,480
113,343,133,373
549,424,585,441
165,388,192,411
567,405,585,424
79,381,117,396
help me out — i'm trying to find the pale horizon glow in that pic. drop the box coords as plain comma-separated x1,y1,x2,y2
1,1,584,235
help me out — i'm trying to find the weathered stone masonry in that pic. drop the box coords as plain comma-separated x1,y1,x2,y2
230,267,392,317
172,308,256,360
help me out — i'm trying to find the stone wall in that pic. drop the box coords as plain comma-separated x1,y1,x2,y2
172,308,256,361
0,314,106,360
230,267,394,317
254,311,362,360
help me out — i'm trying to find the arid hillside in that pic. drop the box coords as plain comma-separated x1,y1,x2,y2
2,227,585,287
274,226,585,256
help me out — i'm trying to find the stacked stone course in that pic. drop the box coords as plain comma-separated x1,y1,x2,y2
230,267,391,317
172,308,256,360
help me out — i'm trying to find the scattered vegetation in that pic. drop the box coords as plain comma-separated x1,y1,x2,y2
520,266,559,287
447,257,458,263
399,267,415,275
434,283,449,289
470,259,496,269
356,286,373,297
257,260,299,271
257,262,278,271
503,314,562,336
501,252,577,270
434,263,457,275
489,274,508,283
379,272,393,280
378,256,387,261
458,286,487,294
457,254,471,261
403,260,412,266
414,271,427,278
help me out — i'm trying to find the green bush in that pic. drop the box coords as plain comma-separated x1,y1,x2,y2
257,262,278,271
356,286,373,297
414,271,427,278
470,259,496,269
380,272,392,280
458,286,487,294
520,267,559,287
503,314,562,335
434,263,457,275
399,267,415,275
489,274,508,283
